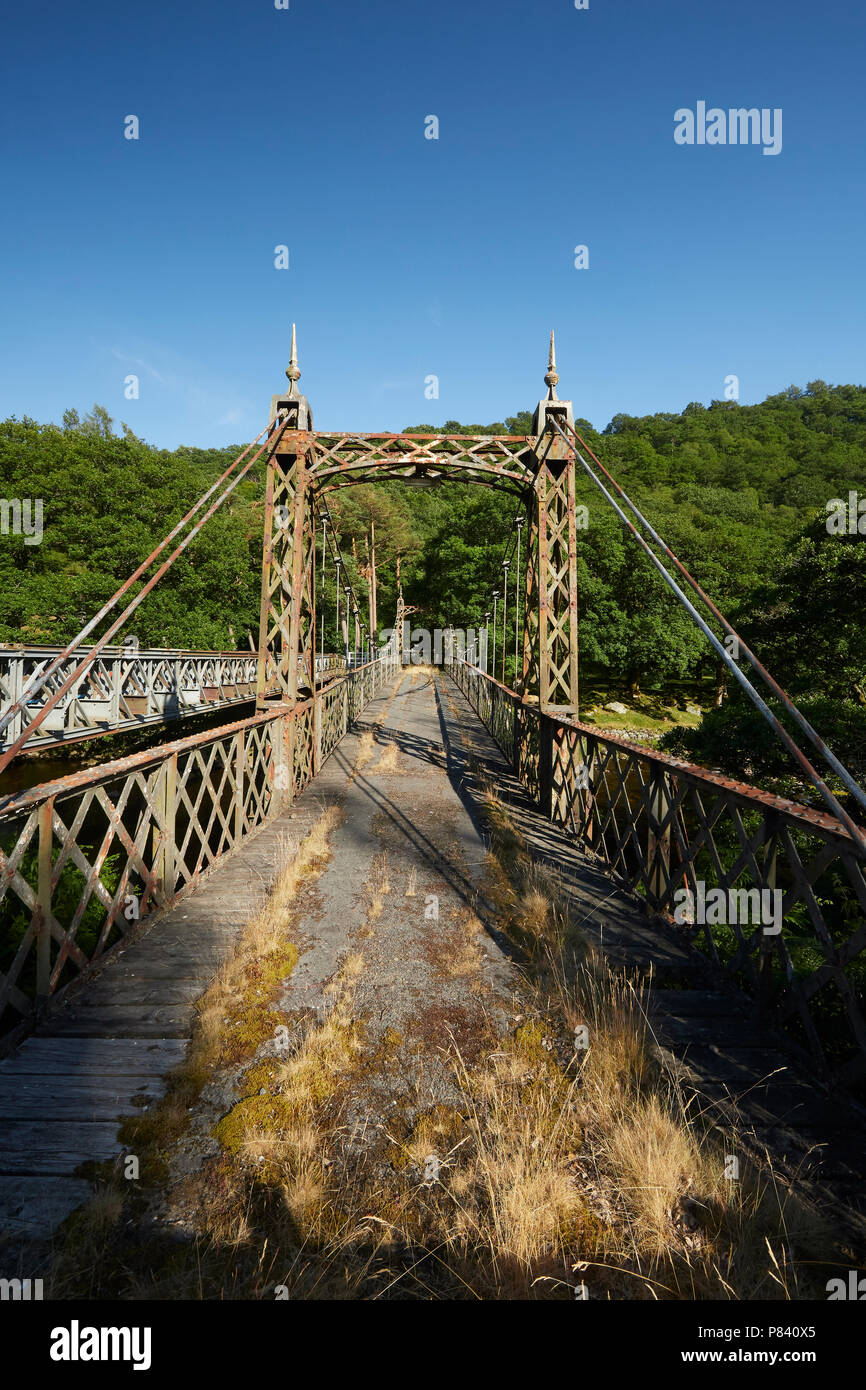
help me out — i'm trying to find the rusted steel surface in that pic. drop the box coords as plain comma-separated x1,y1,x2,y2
0,647,261,752
308,432,535,494
0,654,397,1036
449,657,866,1085
0,707,284,818
452,658,865,838
257,423,318,708
0,647,346,754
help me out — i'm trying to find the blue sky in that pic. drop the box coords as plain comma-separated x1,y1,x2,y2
1,0,864,447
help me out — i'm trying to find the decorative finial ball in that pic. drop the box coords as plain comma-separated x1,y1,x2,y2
545,331,559,397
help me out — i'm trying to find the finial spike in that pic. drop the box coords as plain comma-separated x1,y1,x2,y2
544,330,559,401
286,322,301,391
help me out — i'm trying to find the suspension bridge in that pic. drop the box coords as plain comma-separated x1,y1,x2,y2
1,332,865,1244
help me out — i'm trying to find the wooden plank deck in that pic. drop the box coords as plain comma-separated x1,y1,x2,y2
1,668,864,1250
0,803,321,1239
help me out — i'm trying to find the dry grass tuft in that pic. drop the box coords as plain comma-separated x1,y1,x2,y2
439,913,484,978
376,740,400,773
365,851,392,922
480,786,580,961
353,730,376,772
193,807,340,1069
349,673,406,781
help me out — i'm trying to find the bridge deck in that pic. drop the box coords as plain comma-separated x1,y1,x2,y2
1,670,864,1245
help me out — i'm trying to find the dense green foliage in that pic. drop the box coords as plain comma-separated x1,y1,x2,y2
2,384,864,771
662,514,866,787
0,407,263,650
398,383,866,700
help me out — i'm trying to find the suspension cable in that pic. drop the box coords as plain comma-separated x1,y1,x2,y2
485,507,529,679
548,416,866,851
316,500,365,641
0,422,272,746
558,414,866,815
0,420,282,773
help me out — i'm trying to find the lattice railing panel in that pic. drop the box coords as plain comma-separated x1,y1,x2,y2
0,647,261,752
0,653,397,1035
320,682,348,764
309,432,534,495
448,658,866,1084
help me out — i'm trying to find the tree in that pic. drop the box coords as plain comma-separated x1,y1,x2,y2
661,511,866,787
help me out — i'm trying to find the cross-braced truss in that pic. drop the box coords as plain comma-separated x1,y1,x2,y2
522,440,580,713
257,423,579,717
0,661,397,1032
307,432,535,495
257,432,317,705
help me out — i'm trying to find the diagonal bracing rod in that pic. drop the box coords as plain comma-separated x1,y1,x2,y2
549,416,866,853
0,423,272,746
556,415,866,820
0,420,284,775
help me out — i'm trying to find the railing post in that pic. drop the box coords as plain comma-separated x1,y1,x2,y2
5,655,24,750
538,712,554,820
582,733,596,845
513,699,524,776
647,766,672,910
313,688,322,775
758,810,780,1013
36,796,53,999
153,753,177,901
234,729,244,842
110,656,121,725
277,713,293,810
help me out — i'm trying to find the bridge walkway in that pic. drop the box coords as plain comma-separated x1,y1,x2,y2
1,669,864,1246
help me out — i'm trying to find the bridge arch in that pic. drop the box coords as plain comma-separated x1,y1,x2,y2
257,330,580,720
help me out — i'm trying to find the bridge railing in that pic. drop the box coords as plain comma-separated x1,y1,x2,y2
448,658,866,1086
0,651,398,1039
0,646,347,752
0,646,262,752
